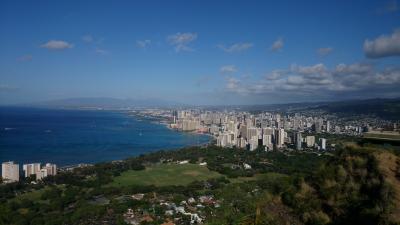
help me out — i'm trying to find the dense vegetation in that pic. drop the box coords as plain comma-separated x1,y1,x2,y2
0,143,399,225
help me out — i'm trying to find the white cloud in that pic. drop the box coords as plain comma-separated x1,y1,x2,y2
220,65,237,73
375,67,400,84
317,47,333,56
334,63,373,75
136,39,151,48
226,77,240,90
291,63,328,75
40,40,73,50
223,62,400,99
270,38,284,51
167,32,197,52
266,70,285,80
364,29,400,58
218,43,253,53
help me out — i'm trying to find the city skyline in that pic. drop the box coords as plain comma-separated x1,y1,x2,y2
1,0,400,105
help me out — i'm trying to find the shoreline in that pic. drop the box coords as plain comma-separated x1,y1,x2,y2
1,108,214,168
59,111,215,169
126,111,216,140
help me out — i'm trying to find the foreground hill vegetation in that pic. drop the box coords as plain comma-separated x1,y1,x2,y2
0,143,399,225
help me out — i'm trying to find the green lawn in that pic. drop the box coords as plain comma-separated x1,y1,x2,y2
110,163,223,187
229,172,289,183
363,132,400,141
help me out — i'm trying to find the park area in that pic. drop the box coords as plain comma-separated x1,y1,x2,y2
110,163,223,187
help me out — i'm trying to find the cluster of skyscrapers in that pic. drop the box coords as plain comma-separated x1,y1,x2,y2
168,110,337,151
1,161,57,183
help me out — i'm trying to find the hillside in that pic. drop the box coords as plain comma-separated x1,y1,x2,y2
205,98,400,120
315,98,400,120
1,144,399,225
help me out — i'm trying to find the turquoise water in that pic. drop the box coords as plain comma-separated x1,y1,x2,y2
0,107,209,166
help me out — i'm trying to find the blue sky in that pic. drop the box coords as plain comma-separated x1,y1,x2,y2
0,0,399,105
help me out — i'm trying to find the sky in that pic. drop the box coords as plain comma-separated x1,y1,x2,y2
0,0,399,105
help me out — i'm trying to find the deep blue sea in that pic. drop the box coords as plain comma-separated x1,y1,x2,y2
0,107,210,166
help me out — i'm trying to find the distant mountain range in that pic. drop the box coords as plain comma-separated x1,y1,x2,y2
204,98,400,120
311,98,400,120
15,97,400,120
22,97,185,109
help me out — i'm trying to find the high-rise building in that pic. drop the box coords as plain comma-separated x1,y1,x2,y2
247,127,258,141
181,119,200,131
275,128,285,148
2,161,19,183
262,127,274,136
36,163,57,180
239,124,247,139
262,134,272,149
36,168,48,180
239,137,247,149
314,119,322,133
319,138,327,150
295,132,302,150
217,133,228,147
249,136,259,151
226,121,236,132
306,136,315,147
172,110,178,123
23,163,41,177
44,163,57,176
335,126,341,133
326,121,331,133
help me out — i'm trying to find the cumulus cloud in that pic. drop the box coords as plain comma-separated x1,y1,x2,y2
218,42,253,53
317,47,333,56
291,63,328,75
266,70,285,80
220,65,237,74
226,77,240,90
40,40,73,50
223,62,400,99
334,63,373,75
136,39,151,48
167,32,197,52
270,38,284,51
364,29,400,58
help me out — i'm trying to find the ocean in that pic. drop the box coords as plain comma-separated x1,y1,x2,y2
0,107,210,166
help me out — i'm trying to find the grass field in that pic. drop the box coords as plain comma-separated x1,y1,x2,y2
229,172,289,183
110,163,223,187
363,132,400,141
